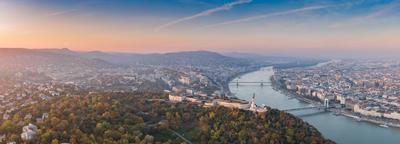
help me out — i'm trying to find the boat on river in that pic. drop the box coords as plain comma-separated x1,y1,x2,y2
355,117,362,122
379,124,389,128
333,111,341,116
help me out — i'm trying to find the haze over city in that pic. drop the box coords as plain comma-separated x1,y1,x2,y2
1,0,400,57
2,1,400,144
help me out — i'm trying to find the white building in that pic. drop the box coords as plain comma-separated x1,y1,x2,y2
383,112,400,121
186,97,200,103
24,114,33,120
213,99,250,110
336,94,346,105
353,105,383,117
203,101,217,108
0,134,5,143
179,76,191,85
42,113,49,120
3,113,10,120
168,94,185,102
21,123,38,141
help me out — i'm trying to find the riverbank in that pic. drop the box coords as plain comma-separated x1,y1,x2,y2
271,74,400,129
227,63,400,128
229,67,400,144
270,75,323,105
224,66,268,96
224,60,326,96
340,110,400,128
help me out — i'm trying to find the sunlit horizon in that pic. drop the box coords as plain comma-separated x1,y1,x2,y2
1,0,400,56
2,1,400,144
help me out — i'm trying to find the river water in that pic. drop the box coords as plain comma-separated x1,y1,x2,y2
229,67,400,144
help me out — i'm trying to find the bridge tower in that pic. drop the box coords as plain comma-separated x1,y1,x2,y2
324,98,329,109
236,80,239,87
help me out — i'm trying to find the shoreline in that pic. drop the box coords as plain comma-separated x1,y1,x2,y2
227,65,400,129
270,75,400,129
224,66,269,95
223,60,325,95
340,111,400,128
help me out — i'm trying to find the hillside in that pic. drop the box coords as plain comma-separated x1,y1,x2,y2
0,48,113,71
81,50,251,67
0,48,252,68
0,92,335,144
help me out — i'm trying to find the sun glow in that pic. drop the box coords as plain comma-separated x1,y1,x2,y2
0,0,399,55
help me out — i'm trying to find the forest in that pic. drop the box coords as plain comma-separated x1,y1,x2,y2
0,92,334,144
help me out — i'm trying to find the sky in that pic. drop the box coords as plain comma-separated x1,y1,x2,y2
0,0,399,56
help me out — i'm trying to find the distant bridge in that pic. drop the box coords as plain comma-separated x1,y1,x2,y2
283,98,332,112
230,80,271,86
283,106,326,112
231,81,271,84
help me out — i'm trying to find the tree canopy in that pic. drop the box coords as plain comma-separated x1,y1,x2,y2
0,92,334,144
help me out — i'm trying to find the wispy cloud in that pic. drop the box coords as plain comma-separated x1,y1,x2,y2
176,0,214,7
45,9,78,17
201,4,340,29
155,0,252,31
330,2,400,28
43,0,99,18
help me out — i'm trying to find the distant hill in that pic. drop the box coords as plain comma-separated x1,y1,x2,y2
0,48,255,73
0,48,113,71
223,52,268,59
0,48,324,70
223,52,329,68
81,50,251,67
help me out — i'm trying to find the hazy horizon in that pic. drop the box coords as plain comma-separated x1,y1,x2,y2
1,1,400,143
1,0,400,56
2,47,400,59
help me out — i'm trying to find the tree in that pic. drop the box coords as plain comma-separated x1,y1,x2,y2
141,135,154,143
51,139,60,144
9,134,20,142
0,120,14,133
238,129,247,144
0,92,334,144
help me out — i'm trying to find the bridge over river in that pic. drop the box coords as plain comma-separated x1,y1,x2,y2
230,80,271,86
229,66,400,144
282,98,332,116
283,106,328,112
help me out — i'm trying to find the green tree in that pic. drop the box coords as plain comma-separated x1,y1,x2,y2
51,139,60,144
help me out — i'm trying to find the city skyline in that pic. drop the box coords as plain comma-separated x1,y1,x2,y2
1,1,400,143
1,0,400,56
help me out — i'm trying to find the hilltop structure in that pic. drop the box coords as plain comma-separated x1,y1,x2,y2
249,93,268,113
169,93,267,113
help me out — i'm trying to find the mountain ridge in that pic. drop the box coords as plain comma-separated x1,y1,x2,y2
0,48,251,67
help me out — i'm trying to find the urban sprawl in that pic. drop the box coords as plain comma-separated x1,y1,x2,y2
273,60,400,127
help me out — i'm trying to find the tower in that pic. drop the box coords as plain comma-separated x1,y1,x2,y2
324,98,329,108
250,93,257,111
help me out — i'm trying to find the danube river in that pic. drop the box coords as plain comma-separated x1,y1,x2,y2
229,67,400,144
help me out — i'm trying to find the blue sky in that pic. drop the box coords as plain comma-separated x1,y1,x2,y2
1,0,399,56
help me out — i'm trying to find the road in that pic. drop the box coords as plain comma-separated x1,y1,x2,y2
168,129,193,144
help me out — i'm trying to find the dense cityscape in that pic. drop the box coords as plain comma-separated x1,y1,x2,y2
2,0,400,143
0,48,327,143
2,48,400,143
273,60,400,127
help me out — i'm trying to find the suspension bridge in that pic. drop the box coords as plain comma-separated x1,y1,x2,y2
283,98,332,114
283,106,327,112
230,80,271,86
